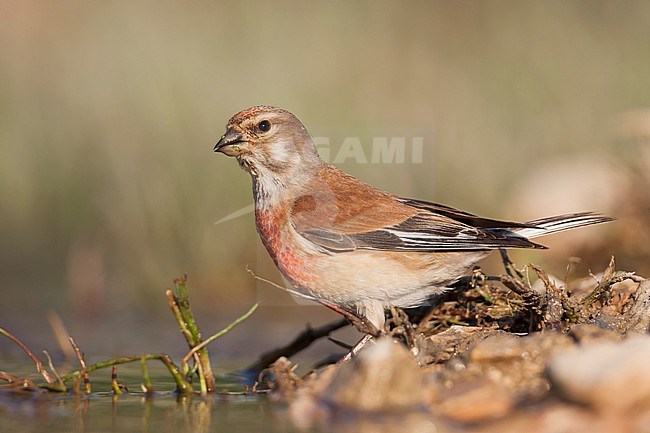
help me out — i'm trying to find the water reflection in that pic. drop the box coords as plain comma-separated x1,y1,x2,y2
0,390,298,433
0,388,444,433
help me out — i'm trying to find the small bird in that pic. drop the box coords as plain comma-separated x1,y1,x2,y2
214,106,612,347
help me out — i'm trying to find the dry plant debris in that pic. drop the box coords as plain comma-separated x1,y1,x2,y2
263,256,650,432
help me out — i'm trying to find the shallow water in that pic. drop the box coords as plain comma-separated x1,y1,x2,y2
0,362,308,433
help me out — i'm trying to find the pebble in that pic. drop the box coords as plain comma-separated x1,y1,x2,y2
323,337,426,412
435,380,515,423
548,335,650,411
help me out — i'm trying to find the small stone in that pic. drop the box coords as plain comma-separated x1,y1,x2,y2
323,337,426,412
435,380,515,423
469,333,524,362
568,323,621,344
548,335,650,411
624,280,650,333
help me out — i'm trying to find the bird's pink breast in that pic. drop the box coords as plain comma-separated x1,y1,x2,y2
255,208,315,285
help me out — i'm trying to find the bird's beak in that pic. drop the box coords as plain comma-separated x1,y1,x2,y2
214,128,246,156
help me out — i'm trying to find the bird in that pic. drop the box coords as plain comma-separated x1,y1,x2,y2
214,105,613,352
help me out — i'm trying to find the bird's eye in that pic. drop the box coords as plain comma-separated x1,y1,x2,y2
257,120,271,133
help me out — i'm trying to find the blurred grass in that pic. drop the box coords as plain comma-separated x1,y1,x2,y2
1,1,649,340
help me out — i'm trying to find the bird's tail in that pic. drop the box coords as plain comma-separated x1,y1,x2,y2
514,212,614,240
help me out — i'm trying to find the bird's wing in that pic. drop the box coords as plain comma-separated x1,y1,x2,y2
290,165,543,253
396,198,537,229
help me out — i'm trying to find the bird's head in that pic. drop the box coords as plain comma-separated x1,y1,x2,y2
214,106,322,179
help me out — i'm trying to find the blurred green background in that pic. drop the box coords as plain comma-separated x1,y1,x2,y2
1,1,649,359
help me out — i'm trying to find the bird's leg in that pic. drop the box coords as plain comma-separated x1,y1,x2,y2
319,301,381,337
499,248,525,279
319,300,380,363
336,334,374,364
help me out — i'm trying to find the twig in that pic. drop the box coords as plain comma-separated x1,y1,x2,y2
387,307,417,348
42,350,67,392
242,319,349,379
0,327,55,384
0,371,39,392
69,337,92,394
246,266,318,302
475,286,494,304
182,303,259,367
578,256,639,320
500,275,543,306
500,274,545,332
530,264,576,329
327,337,353,350
581,256,617,307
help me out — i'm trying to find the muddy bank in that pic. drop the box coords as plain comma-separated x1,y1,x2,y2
263,260,649,432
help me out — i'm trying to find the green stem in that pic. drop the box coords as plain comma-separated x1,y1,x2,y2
141,354,153,393
111,366,122,394
182,303,259,366
169,277,215,394
61,354,192,393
